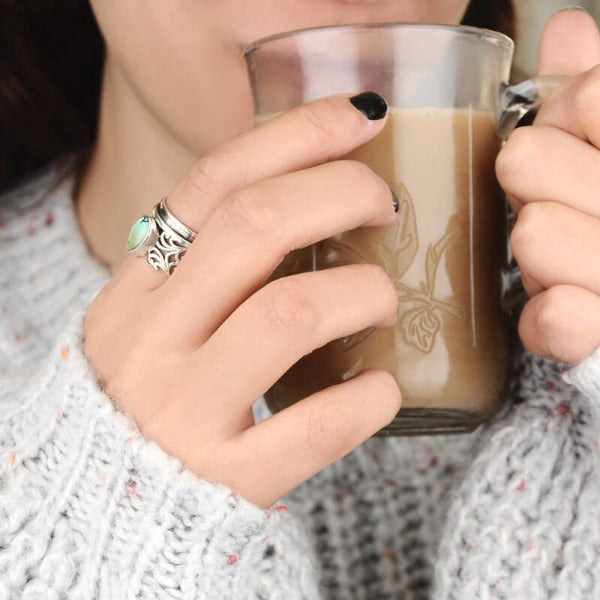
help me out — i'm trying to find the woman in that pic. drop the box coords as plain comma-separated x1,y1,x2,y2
1,1,600,597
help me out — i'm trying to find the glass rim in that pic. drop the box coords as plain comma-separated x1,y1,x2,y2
243,22,514,57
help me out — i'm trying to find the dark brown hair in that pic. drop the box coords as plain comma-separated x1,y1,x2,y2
0,0,514,194
462,0,515,42
0,1,103,194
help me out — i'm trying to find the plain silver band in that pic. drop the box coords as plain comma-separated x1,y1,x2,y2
155,198,197,243
145,199,197,275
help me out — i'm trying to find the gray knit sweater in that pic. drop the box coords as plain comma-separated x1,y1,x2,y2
1,166,599,599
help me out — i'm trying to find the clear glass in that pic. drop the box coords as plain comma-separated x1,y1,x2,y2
245,24,558,435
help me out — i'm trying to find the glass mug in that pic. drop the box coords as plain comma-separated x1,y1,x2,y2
244,24,563,435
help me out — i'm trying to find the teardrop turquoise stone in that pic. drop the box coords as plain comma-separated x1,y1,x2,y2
126,216,151,252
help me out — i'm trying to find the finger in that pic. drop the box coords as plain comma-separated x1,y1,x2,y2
220,369,401,508
496,125,600,218
510,201,600,296
194,263,399,417
533,11,600,147
162,160,398,344
538,9,600,76
173,93,387,230
129,92,388,289
534,10,600,145
534,64,600,149
519,284,600,364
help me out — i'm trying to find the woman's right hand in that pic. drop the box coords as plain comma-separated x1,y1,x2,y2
83,93,401,508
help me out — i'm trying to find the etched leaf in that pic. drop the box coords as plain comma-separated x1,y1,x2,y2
376,183,418,280
436,301,464,320
424,228,459,297
315,182,418,284
395,282,420,302
424,246,436,296
400,303,442,353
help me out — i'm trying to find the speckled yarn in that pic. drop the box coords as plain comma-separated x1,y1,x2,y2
1,166,599,599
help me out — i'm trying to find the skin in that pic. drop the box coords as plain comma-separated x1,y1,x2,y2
80,0,469,270
79,2,600,507
497,11,600,364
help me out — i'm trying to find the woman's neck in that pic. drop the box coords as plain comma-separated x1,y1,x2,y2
76,58,199,275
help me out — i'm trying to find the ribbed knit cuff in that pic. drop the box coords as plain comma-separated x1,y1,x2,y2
0,311,314,599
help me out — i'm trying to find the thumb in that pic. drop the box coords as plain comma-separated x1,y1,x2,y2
538,9,600,75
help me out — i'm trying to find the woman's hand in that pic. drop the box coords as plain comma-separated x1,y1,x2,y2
83,93,401,508
496,9,600,365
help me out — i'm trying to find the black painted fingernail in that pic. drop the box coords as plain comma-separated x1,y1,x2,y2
391,189,399,213
349,92,387,120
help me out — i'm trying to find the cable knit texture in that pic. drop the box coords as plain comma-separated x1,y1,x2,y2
1,165,599,599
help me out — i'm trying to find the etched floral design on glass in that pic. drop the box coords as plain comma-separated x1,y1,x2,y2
396,227,464,353
318,183,463,353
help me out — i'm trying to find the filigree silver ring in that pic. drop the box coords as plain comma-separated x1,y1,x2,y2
125,198,198,275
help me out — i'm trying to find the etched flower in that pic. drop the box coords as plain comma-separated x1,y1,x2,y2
400,303,442,353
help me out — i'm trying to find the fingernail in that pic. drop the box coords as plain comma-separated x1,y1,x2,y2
349,92,387,120
391,189,399,213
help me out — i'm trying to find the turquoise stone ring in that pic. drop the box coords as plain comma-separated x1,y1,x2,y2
126,215,157,253
125,198,198,275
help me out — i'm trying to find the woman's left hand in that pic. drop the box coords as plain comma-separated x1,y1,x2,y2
496,9,600,365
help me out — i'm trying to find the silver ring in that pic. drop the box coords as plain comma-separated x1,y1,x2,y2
125,198,198,275
154,199,196,244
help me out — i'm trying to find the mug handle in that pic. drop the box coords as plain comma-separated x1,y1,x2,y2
498,74,567,139
498,75,568,315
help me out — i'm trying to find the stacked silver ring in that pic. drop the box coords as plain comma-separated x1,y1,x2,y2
125,198,198,275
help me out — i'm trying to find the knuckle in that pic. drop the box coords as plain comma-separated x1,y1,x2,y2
262,277,319,337
334,159,383,198
303,406,347,459
225,188,283,239
496,127,536,184
292,96,372,164
187,155,221,198
510,202,545,264
574,65,600,126
296,99,341,162
299,101,336,140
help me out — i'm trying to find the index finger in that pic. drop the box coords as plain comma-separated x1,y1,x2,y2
168,92,388,230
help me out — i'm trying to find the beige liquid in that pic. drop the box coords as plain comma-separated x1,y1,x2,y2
261,107,509,433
